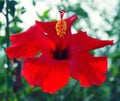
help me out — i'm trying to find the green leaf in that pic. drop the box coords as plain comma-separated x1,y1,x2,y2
0,36,6,47
37,9,50,21
75,6,88,18
89,50,95,54
37,13,43,21
8,0,17,17
0,22,2,29
32,0,36,6
43,9,50,18
0,0,4,12
21,7,26,14
13,17,23,23
10,25,22,34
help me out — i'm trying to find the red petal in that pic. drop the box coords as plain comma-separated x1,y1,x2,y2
35,21,58,41
68,31,113,52
69,52,107,86
22,54,69,94
36,15,78,43
66,15,78,34
6,25,55,59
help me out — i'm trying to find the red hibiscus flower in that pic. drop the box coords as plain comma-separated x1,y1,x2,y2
6,10,113,94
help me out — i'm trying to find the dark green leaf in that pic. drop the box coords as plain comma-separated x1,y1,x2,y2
0,0,4,12
21,7,26,14
0,22,2,29
13,17,23,23
10,25,22,34
75,6,88,17
8,0,17,17
32,0,36,6
0,36,6,46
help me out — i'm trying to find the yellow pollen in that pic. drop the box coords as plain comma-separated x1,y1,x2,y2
56,20,67,37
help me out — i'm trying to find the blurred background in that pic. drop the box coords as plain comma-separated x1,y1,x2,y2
0,0,120,101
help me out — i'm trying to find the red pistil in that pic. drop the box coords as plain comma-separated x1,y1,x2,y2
59,10,66,20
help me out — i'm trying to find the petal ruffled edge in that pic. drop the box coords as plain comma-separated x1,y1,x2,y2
69,52,108,87
6,25,55,59
22,55,69,94
67,31,113,52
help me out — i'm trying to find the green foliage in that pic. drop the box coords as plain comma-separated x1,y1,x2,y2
10,25,22,34
32,0,36,6
0,22,2,29
0,0,4,12
20,7,26,14
68,4,88,18
37,9,51,21
8,0,17,17
0,36,6,47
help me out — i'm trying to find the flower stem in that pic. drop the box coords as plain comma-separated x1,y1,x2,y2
63,81,79,101
5,0,10,101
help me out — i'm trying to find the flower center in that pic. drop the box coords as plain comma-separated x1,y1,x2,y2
53,47,69,60
56,10,67,37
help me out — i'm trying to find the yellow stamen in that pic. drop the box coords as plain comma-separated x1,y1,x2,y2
56,20,67,37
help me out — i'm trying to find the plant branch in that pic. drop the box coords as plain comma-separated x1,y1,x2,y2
62,81,79,101
5,0,10,101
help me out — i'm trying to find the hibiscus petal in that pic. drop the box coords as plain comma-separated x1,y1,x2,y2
35,15,78,42
68,31,113,52
6,25,55,59
66,14,78,34
22,55,69,94
69,52,107,86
